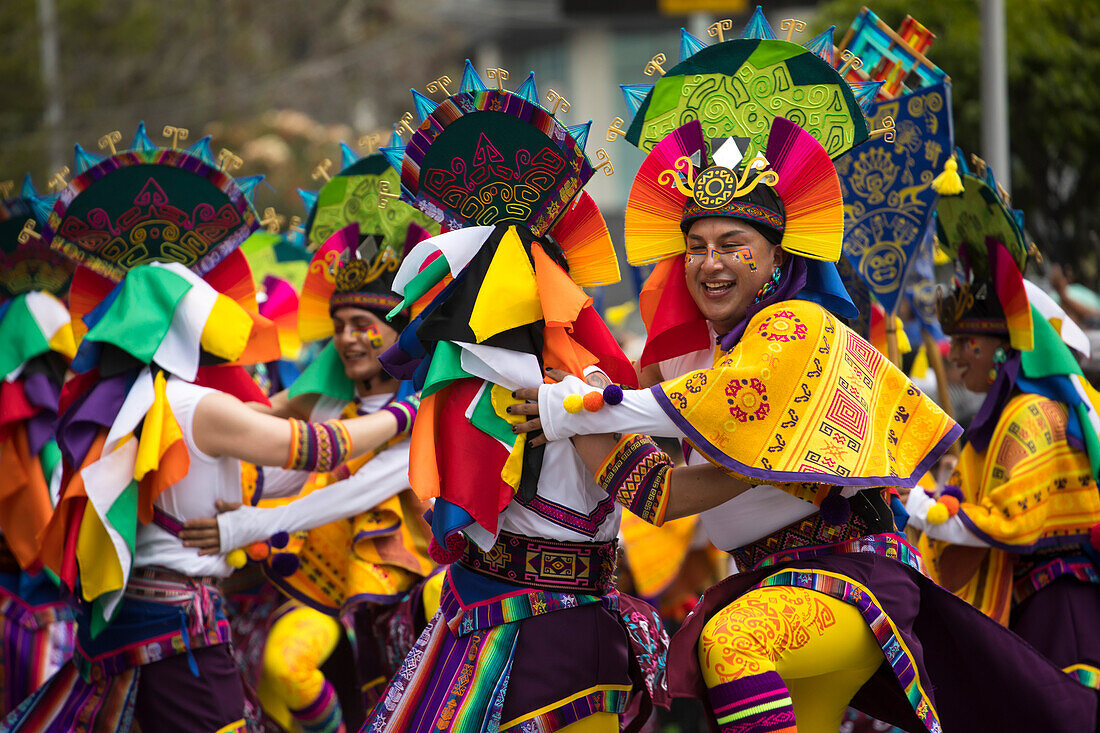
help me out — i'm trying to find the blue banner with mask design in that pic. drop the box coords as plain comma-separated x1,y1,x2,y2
836,82,954,316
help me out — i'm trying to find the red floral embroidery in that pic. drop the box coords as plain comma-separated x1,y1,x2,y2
726,378,770,422
757,310,808,343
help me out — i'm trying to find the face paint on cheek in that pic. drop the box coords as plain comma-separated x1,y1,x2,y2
365,325,384,349
732,246,757,271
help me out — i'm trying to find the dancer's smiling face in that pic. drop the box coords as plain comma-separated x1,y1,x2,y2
331,306,397,384
684,217,783,334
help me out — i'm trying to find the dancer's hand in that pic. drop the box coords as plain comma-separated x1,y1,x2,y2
510,367,610,445
180,500,242,556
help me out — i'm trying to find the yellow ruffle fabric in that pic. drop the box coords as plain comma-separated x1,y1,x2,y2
656,300,957,489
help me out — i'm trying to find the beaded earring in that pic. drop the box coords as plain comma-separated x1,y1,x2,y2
987,346,1007,384
753,266,782,304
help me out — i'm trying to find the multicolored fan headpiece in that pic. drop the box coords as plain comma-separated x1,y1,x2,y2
296,142,441,343
618,6,876,157
630,118,841,264
40,123,279,386
935,152,1033,351
384,61,621,289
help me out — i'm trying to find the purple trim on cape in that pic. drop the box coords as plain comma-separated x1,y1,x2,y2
650,383,963,489
955,509,1092,554
717,257,807,352
56,372,132,469
966,353,1020,453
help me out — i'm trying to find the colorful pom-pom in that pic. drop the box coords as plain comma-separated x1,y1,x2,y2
246,542,271,561
938,495,960,517
603,384,624,405
819,489,850,526
1090,524,1100,552
940,485,965,502
926,502,950,525
582,391,604,412
563,394,584,414
226,549,247,569
270,552,300,577
269,531,290,549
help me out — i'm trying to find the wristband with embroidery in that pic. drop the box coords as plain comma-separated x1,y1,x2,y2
596,433,672,526
285,418,353,472
381,394,420,436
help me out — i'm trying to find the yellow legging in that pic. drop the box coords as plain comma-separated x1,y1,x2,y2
259,603,343,729
698,586,884,733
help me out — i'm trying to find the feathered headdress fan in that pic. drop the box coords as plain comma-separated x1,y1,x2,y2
377,63,632,559
36,125,279,634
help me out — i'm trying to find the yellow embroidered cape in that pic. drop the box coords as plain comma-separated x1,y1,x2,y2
654,300,959,490
921,393,1100,623
950,393,1100,548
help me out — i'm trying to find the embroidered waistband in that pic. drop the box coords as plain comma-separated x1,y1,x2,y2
459,531,618,595
1013,553,1100,604
78,567,231,678
731,488,897,572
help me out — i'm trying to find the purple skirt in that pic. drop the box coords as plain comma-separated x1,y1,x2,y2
668,551,1098,733
1011,575,1100,689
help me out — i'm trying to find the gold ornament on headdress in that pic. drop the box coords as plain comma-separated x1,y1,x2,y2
658,153,779,211
333,247,399,293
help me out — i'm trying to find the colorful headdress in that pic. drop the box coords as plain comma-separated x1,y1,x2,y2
37,126,279,632
296,142,441,344
0,176,76,380
618,7,875,157
393,62,603,240
627,117,843,265
615,9,877,367
935,152,1033,351
378,64,629,556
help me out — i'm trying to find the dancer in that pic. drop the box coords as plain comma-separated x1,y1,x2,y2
184,155,442,728
0,177,76,715
907,155,1100,690
513,13,1098,731
2,127,410,733
358,64,707,733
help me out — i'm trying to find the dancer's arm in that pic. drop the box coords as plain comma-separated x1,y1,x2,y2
192,391,401,468
181,444,413,555
570,433,752,524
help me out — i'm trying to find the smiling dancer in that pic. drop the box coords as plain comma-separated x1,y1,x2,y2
513,13,1098,732
907,155,1100,692
2,127,408,733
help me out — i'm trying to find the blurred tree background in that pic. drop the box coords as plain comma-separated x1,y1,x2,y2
818,0,1100,283
0,0,464,221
